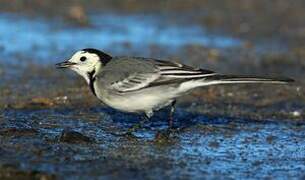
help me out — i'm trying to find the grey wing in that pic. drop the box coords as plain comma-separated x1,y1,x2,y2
98,57,161,93
110,72,161,92
153,59,217,78
108,58,217,93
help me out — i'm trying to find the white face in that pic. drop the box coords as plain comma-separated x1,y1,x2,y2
56,50,102,83
71,50,100,72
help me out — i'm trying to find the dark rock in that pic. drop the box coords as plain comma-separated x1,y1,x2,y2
59,130,93,144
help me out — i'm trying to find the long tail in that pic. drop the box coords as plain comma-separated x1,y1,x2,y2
179,74,294,91
203,74,294,85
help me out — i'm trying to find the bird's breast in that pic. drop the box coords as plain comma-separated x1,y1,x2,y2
95,87,175,113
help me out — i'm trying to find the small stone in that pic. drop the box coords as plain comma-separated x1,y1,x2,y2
291,111,301,117
59,130,93,144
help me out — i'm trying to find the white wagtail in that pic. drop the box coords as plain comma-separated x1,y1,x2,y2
56,48,293,128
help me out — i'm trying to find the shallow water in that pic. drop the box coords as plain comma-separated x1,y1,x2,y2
0,13,241,64
1,108,305,179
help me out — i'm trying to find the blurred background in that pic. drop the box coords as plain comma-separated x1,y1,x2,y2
0,1,305,179
1,0,304,108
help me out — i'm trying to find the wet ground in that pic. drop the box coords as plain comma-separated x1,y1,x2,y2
1,1,305,179
1,108,305,179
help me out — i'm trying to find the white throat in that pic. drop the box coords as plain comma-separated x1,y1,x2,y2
72,62,102,84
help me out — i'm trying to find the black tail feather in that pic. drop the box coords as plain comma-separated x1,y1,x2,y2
205,74,294,84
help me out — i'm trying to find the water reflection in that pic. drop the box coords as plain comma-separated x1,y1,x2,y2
0,13,241,63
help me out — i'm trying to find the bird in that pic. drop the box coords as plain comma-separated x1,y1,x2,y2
56,48,294,128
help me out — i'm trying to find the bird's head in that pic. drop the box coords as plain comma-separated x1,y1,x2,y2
56,48,112,83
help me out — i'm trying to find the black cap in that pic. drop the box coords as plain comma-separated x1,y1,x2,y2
82,48,112,65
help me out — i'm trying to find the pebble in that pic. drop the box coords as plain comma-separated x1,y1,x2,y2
291,111,301,117
59,130,93,144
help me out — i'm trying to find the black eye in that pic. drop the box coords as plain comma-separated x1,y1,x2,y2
80,56,87,62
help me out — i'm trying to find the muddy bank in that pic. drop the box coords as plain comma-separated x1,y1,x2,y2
1,107,305,179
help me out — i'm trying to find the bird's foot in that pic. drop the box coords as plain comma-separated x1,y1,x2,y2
110,123,145,138
154,126,183,141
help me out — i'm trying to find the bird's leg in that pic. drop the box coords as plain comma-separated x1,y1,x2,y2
110,113,151,137
168,100,176,129
154,101,178,140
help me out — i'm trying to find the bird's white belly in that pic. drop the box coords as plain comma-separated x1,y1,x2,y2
98,90,174,113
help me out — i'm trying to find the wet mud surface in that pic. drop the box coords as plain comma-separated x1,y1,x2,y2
1,107,305,179
1,1,305,179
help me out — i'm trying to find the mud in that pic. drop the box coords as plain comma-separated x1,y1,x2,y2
0,1,305,179
1,108,305,179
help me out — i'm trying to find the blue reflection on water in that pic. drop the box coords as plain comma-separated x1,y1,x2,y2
0,13,241,63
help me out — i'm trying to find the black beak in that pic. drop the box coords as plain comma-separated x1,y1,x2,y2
55,61,77,69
